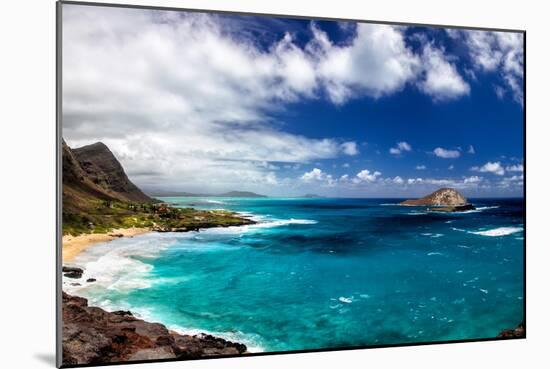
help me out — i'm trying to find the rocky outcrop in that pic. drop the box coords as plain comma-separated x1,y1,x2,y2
62,292,247,366
72,141,152,203
498,322,525,338
400,188,475,212
62,266,83,279
63,140,154,214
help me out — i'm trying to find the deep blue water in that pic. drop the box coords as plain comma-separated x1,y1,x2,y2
66,197,525,352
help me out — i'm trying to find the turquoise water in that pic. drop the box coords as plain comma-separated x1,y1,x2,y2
66,197,524,352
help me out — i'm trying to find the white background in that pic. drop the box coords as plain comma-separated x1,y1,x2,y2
0,0,548,368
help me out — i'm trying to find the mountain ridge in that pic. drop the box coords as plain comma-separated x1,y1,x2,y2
62,140,153,213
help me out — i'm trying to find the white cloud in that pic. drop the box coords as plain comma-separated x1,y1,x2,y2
309,23,421,104
506,164,524,172
60,7,355,193
461,30,524,105
418,44,470,100
392,176,404,184
390,141,412,155
433,147,461,159
406,175,482,188
498,174,524,188
300,168,334,185
448,165,454,170
355,169,382,183
472,161,505,175
61,6,481,194
467,145,475,154
415,165,427,170
463,175,482,184
340,141,359,156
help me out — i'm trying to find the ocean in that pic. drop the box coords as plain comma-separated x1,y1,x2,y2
64,197,525,352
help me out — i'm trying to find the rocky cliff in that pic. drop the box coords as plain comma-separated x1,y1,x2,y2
71,141,152,203
63,140,153,213
62,292,247,366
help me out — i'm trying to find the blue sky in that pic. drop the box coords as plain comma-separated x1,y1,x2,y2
63,5,524,197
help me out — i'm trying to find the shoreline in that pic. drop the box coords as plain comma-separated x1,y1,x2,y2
62,227,151,263
62,292,248,365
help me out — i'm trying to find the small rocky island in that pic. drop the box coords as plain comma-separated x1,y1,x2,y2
400,188,476,213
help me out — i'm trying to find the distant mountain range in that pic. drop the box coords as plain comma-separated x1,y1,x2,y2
63,140,153,212
148,190,267,198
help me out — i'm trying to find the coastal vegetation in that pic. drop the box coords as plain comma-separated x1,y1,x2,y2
62,140,254,236
63,200,254,236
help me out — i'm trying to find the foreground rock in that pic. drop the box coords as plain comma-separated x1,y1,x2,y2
498,322,525,338
400,188,475,212
62,292,246,366
62,266,83,279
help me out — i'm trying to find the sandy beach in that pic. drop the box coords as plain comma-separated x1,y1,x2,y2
62,227,151,263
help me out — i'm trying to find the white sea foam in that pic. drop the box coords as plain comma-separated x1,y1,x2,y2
469,227,524,237
427,252,444,256
252,218,318,228
408,212,428,215
63,233,178,295
205,199,227,205
62,232,267,353
430,205,500,215
338,296,353,304
473,206,500,211
169,325,265,353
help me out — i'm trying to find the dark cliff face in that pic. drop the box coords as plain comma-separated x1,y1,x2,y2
62,293,247,366
73,142,152,203
62,140,152,212
400,188,468,206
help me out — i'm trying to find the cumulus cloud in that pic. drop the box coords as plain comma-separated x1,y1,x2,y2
458,30,524,105
433,147,461,159
392,176,404,184
471,161,505,175
61,6,359,193
467,145,476,154
355,169,382,183
498,174,524,188
390,141,412,155
406,175,482,188
301,168,332,183
61,5,484,194
418,44,470,100
415,165,426,170
309,23,421,104
506,164,524,172
340,141,359,156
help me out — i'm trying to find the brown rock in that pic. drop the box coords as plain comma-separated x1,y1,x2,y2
400,188,468,206
498,322,525,338
62,292,247,366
